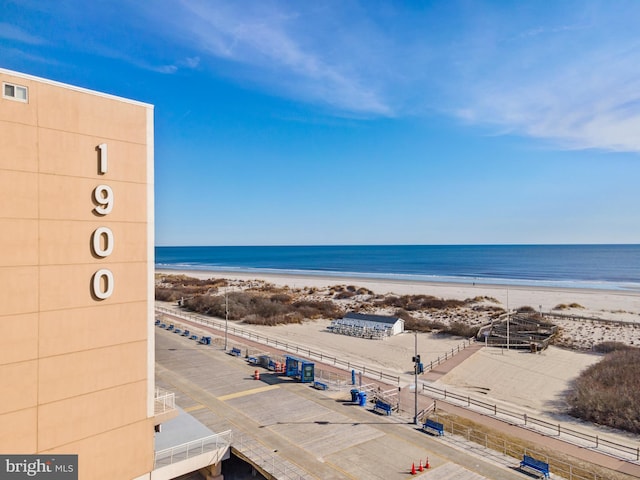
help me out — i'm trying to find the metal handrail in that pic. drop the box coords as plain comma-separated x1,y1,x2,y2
156,305,477,386
153,430,232,469
432,413,609,480
154,388,176,414
421,383,640,462
156,306,405,382
234,434,308,479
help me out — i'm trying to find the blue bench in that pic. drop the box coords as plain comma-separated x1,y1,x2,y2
313,381,328,390
154,319,160,325
423,419,444,436
190,335,198,340
159,323,167,328
248,356,258,365
167,324,174,331
173,329,181,334
374,400,392,415
182,330,190,336
199,336,211,345
520,455,550,478
230,347,242,356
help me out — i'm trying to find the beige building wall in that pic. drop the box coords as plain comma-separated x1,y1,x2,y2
0,69,155,479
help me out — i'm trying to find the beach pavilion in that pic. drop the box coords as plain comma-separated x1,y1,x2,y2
329,312,405,339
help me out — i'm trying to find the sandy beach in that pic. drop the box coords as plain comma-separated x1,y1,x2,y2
158,268,640,308
156,268,640,422
157,268,640,326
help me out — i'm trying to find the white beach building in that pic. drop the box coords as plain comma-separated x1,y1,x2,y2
329,312,405,339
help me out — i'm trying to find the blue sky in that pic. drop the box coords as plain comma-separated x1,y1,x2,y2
2,0,640,245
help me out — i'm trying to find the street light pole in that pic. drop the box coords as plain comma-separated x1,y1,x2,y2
506,289,510,351
224,288,229,351
414,331,418,425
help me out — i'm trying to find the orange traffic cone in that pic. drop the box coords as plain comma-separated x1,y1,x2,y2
411,462,416,475
254,370,260,380
418,460,423,472
425,457,430,469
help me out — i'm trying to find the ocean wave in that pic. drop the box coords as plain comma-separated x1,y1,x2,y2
155,263,640,292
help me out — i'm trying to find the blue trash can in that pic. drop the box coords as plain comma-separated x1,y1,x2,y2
350,389,359,403
358,391,367,407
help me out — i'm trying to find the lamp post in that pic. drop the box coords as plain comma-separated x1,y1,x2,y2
506,289,510,351
224,288,229,351
413,331,419,425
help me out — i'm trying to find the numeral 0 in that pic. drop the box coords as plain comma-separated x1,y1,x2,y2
92,269,114,300
92,227,114,257
93,184,113,215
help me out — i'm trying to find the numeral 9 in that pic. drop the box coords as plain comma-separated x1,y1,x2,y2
93,184,114,215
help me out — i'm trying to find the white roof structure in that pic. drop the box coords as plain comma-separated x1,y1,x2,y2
329,312,405,339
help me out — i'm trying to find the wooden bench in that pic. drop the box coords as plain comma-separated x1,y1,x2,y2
229,347,242,356
519,455,550,478
422,419,444,436
374,400,392,415
313,381,328,390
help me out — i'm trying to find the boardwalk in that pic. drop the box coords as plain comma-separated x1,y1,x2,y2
155,327,526,480
157,306,640,479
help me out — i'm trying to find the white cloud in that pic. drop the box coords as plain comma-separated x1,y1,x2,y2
156,64,178,74
145,57,200,75
181,56,200,69
517,23,591,39
153,1,393,115
125,0,640,152
452,36,640,152
0,23,45,45
0,45,59,65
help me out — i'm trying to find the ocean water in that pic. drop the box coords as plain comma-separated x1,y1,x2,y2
155,245,640,291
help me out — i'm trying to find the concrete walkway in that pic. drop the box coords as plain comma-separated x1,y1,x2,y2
423,344,484,382
155,328,527,480
158,307,640,480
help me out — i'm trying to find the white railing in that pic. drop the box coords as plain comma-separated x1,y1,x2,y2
234,434,307,480
420,384,640,463
155,305,402,384
416,401,435,424
154,430,232,469
156,304,477,384
154,387,176,415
